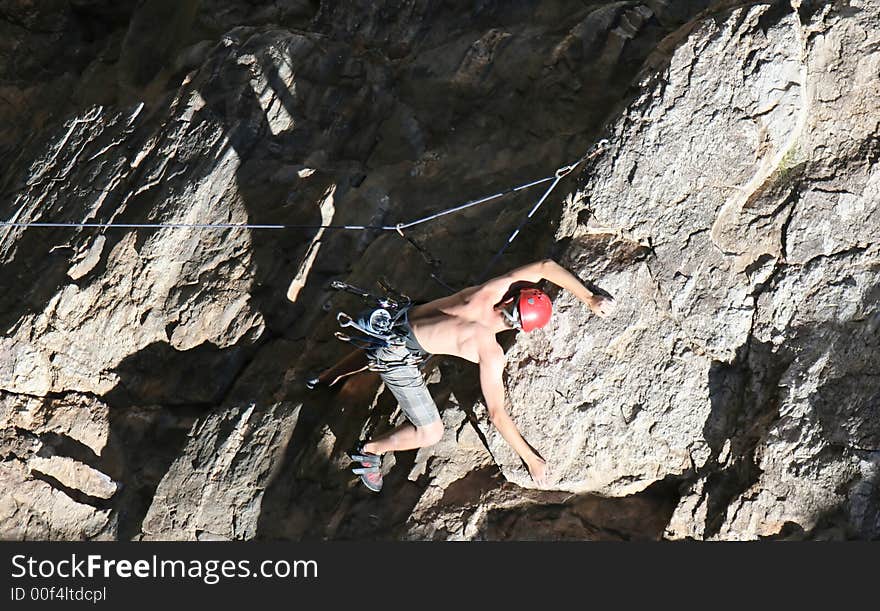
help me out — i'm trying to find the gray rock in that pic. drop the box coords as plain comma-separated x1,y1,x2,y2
0,0,876,541
0,460,114,540
28,456,119,500
141,401,300,540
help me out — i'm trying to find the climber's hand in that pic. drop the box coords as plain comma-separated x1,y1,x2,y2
588,294,616,318
527,456,549,487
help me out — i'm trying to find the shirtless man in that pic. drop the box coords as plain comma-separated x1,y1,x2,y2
319,258,615,492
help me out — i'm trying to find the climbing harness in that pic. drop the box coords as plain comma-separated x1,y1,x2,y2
328,279,426,371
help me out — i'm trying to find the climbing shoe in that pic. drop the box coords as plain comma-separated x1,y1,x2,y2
349,445,383,493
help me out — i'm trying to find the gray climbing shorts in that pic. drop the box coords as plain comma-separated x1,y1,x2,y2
369,343,439,428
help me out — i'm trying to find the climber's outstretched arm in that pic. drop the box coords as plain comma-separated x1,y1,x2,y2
477,333,548,486
482,258,615,317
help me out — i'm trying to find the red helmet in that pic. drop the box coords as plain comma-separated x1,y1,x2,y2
517,288,552,332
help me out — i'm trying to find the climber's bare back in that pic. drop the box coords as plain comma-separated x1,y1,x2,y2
408,277,518,363
380,259,610,365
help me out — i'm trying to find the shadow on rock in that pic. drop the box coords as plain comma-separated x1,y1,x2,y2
701,311,880,539
100,339,256,539
475,477,680,541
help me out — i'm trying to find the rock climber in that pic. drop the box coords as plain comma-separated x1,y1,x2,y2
315,258,615,492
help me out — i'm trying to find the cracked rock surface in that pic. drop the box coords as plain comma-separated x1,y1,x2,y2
0,0,877,540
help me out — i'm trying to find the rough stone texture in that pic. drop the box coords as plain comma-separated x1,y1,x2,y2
28,455,119,499
0,460,113,540
0,391,109,453
0,0,877,541
0,390,116,538
499,0,879,539
141,401,299,541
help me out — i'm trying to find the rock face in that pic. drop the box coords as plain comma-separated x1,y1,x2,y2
0,0,877,540
496,0,880,539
